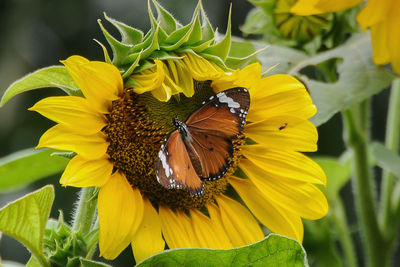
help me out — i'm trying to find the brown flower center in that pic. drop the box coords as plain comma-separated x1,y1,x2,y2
104,81,244,211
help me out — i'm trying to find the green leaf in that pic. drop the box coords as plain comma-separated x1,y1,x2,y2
80,259,112,267
254,33,394,126
0,66,78,107
313,157,351,202
137,234,308,267
0,148,69,193
372,142,400,178
0,185,55,267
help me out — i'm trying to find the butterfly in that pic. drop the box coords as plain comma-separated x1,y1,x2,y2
155,87,250,196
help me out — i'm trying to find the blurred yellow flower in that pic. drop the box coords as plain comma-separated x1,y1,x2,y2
291,0,400,74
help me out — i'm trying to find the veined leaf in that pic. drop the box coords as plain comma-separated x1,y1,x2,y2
372,142,400,178
0,185,55,267
0,148,69,193
0,66,78,107
137,234,307,267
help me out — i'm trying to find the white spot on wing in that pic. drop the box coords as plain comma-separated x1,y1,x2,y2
158,150,173,178
216,92,240,113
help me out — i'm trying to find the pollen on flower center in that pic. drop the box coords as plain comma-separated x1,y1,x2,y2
103,81,245,210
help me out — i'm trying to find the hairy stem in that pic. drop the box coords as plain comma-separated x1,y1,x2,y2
72,187,98,236
343,107,384,267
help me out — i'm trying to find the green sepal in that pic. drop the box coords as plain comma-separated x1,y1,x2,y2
199,1,215,42
44,214,88,267
147,0,168,44
94,39,112,64
125,26,160,64
161,4,201,50
148,50,183,61
122,51,143,79
96,0,249,75
97,19,133,66
151,0,177,34
104,13,144,45
202,5,232,61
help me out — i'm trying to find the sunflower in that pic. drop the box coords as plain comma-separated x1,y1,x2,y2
29,53,328,263
291,0,400,74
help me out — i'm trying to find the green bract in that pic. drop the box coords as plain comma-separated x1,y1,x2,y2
97,0,255,78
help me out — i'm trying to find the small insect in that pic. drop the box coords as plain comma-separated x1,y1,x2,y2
155,87,250,196
279,123,288,130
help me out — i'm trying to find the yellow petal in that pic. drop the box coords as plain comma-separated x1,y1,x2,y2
152,84,172,102
62,55,122,114
242,144,326,185
291,0,362,15
132,60,165,94
159,206,199,248
251,74,306,100
240,159,329,220
29,96,106,135
386,2,400,74
131,198,165,264
212,63,262,93
229,177,303,241
164,59,194,98
245,116,318,152
60,155,113,187
290,0,324,15
357,0,389,31
206,203,233,247
248,86,316,122
190,209,232,249
99,172,144,260
369,23,390,65
215,194,264,247
36,124,109,160
183,53,224,82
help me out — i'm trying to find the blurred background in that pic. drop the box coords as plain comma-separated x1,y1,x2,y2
0,0,390,266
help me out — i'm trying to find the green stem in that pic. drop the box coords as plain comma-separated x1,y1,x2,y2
381,78,400,236
330,199,357,267
72,187,98,236
343,108,384,267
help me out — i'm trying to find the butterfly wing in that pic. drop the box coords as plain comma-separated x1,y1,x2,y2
155,130,204,196
185,87,250,180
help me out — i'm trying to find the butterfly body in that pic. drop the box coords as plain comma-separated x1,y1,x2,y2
155,87,250,196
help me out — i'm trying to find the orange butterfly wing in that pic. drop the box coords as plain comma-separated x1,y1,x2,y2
155,87,250,196
185,87,250,179
155,130,204,196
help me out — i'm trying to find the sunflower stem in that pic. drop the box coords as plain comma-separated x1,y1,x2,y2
343,106,384,267
380,78,400,259
72,187,98,236
330,199,357,267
